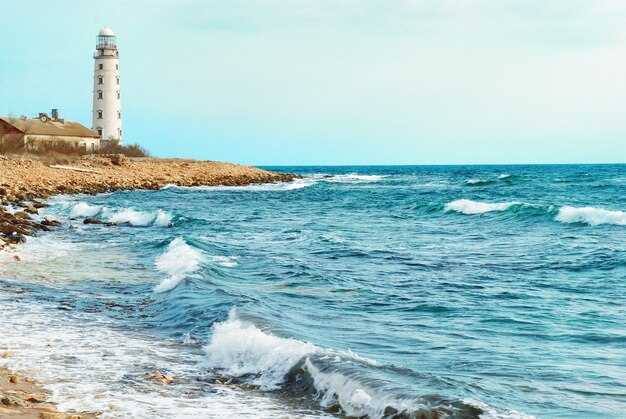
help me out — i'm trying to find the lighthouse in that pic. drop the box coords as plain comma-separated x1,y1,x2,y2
92,26,123,145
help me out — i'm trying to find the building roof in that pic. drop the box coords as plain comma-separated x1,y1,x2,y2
99,26,115,36
0,117,100,139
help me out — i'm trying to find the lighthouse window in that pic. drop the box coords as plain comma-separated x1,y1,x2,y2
116,64,118,70
98,90,103,99
117,91,120,99
97,110,103,119
99,64,103,70
116,76,119,85
98,76,103,84
117,111,121,119
97,128,102,136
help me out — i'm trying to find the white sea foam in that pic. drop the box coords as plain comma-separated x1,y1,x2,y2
464,398,537,419
0,235,79,267
76,207,174,227
325,174,386,183
163,178,317,192
70,202,102,217
104,208,156,226
204,309,317,389
445,199,519,215
154,237,204,292
211,255,239,267
154,209,174,227
203,310,479,418
465,178,491,185
498,174,512,179
555,206,626,226
0,299,318,418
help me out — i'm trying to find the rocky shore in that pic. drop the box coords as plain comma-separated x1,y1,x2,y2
0,154,298,417
0,154,296,251
0,363,96,419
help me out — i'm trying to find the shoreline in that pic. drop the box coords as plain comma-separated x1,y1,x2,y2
1,154,298,251
0,153,299,417
0,362,96,419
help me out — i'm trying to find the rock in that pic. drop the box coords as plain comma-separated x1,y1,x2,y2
32,202,49,209
1,394,28,407
8,374,19,383
6,234,27,244
42,219,61,227
35,403,57,412
0,351,15,358
13,255,21,261
0,222,33,236
24,204,39,214
0,406,21,415
33,223,51,232
147,370,174,384
83,218,116,226
83,218,104,225
13,211,31,220
40,413,66,419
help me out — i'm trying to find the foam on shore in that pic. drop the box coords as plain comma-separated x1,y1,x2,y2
0,297,317,418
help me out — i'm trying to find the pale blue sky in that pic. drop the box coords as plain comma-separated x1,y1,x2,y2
1,0,625,165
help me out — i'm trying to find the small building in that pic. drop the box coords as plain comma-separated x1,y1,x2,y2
0,110,100,151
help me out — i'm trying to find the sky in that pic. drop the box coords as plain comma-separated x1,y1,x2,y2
1,0,625,165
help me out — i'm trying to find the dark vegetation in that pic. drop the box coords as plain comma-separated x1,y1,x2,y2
0,131,149,165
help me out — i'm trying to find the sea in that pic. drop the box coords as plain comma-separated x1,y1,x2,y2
0,164,624,418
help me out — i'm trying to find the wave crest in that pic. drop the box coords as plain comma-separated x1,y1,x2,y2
445,199,520,215
325,174,386,183
464,179,494,186
202,310,505,418
555,206,626,226
68,203,173,227
154,237,204,292
69,202,101,218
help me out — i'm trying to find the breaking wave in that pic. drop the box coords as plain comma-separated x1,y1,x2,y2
325,174,387,183
105,208,156,226
555,206,626,226
203,310,507,418
154,237,204,292
68,202,173,227
69,202,101,218
464,179,494,186
162,178,317,192
445,199,521,215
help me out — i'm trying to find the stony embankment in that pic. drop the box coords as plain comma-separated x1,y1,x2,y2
0,154,297,251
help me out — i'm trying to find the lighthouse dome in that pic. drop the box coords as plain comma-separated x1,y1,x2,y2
98,26,115,36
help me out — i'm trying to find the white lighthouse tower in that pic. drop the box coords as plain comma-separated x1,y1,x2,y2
92,26,123,145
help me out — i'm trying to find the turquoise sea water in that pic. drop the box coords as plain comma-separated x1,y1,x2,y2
0,164,625,418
